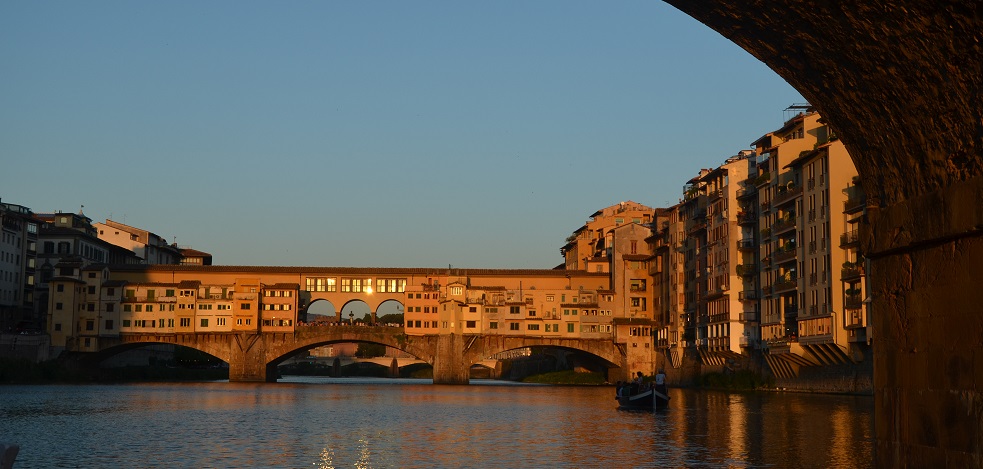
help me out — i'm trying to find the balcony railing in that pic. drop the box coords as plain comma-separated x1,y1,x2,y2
737,239,756,251
737,211,757,225
760,227,772,239
840,229,860,247
739,311,758,322
772,276,798,293
845,293,864,309
772,244,797,264
736,187,756,199
772,185,802,205
841,264,865,280
844,307,866,328
772,216,797,235
738,290,758,301
736,263,756,277
844,197,864,214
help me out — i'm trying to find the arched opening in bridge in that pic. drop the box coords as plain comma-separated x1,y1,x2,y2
275,339,431,379
340,300,372,325
305,299,337,324
487,346,617,384
375,299,404,326
91,343,228,380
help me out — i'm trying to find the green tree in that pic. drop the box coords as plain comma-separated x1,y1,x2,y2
355,343,387,358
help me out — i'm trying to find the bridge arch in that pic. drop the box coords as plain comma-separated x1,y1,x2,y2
661,2,982,465
304,298,337,323
466,336,628,382
264,326,438,370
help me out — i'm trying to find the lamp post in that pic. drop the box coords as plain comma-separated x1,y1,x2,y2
349,312,354,326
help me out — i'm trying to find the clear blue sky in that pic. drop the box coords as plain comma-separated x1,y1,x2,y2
1,1,803,269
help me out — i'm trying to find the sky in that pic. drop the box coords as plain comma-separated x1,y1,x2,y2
1,1,804,269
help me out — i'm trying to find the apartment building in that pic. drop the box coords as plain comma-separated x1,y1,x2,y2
0,201,40,332
95,219,182,265
560,201,655,272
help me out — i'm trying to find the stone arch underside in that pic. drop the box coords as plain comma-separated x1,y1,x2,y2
264,327,437,366
662,1,983,466
95,334,236,364
465,336,627,376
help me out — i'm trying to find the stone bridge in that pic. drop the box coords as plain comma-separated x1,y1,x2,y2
84,326,628,384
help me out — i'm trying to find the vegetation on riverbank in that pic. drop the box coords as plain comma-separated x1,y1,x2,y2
697,370,773,390
520,370,606,385
0,357,227,384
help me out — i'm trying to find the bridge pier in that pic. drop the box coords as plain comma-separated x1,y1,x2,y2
432,334,470,384
228,334,277,382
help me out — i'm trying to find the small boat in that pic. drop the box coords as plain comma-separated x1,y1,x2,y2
616,386,670,410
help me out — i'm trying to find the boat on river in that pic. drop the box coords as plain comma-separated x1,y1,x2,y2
616,386,670,410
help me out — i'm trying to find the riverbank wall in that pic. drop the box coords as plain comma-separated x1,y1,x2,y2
658,345,873,395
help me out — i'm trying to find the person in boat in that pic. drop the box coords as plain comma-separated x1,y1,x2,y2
654,368,668,397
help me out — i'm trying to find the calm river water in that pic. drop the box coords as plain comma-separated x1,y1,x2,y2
1,377,873,468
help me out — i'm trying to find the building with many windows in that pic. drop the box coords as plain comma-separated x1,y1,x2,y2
95,219,182,265
0,201,39,332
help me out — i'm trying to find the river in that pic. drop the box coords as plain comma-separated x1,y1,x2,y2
1,377,873,468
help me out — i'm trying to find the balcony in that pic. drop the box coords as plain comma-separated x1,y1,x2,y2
738,290,758,301
737,239,756,251
840,229,860,247
737,211,757,225
844,307,866,329
736,186,756,200
739,311,758,323
772,185,802,206
760,227,772,239
736,263,756,277
707,188,723,201
844,196,865,214
705,285,730,299
772,244,797,264
753,172,772,186
845,293,864,309
687,218,707,235
841,263,865,281
772,276,798,293
772,216,797,235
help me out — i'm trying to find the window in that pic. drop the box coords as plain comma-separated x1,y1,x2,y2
450,286,463,295
106,304,114,313
217,318,226,326
527,324,540,331
166,289,175,297
241,303,250,310
56,284,64,293
180,318,191,327
105,320,114,330
489,322,498,329
567,323,575,333
306,277,337,292
55,302,63,310
546,295,554,302
85,320,94,331
376,278,406,293
87,286,96,294
200,319,209,327
509,322,520,331
510,306,520,314
466,321,476,328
